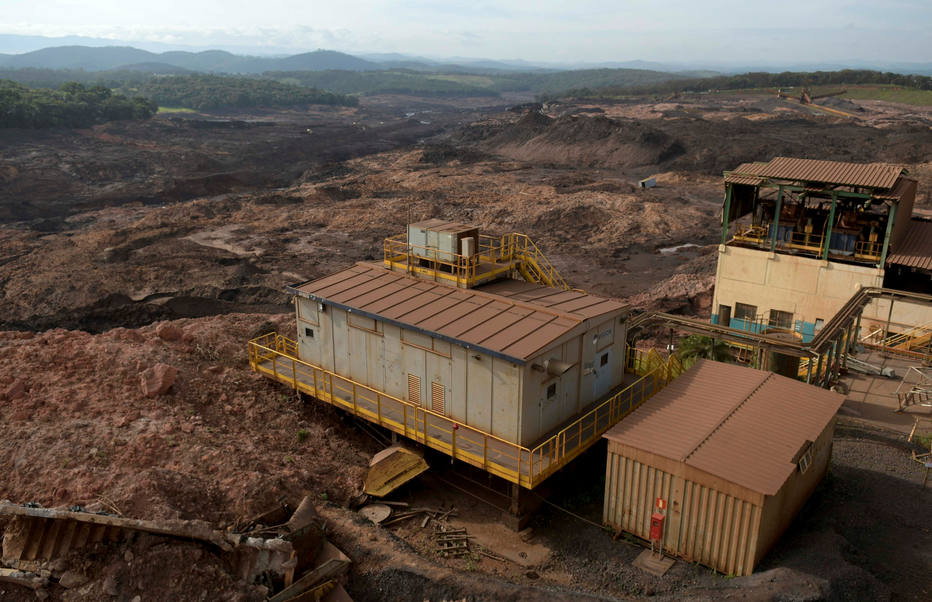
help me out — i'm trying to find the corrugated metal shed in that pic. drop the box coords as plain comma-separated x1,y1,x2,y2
724,162,768,186
887,219,932,272
604,359,844,495
748,157,904,190
289,263,625,363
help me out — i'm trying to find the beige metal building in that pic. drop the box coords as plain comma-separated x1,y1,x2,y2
290,262,628,447
603,360,844,576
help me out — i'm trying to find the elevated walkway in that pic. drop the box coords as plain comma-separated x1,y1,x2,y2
248,334,682,489
383,232,569,290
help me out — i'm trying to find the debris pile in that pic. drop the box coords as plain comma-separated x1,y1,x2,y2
0,496,351,600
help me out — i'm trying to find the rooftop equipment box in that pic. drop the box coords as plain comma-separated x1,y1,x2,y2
408,219,479,263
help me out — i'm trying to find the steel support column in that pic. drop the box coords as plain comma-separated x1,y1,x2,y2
823,191,837,260
771,185,784,252
721,183,733,245
879,202,897,268
882,297,895,344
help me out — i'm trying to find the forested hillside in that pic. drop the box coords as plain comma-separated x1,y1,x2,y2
135,74,358,110
0,80,156,128
570,69,932,98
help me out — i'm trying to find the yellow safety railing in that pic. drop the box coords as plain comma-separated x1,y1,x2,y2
249,333,680,489
731,223,882,262
854,239,882,261
383,232,569,290
507,233,569,290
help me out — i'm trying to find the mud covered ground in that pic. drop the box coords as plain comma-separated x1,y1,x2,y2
1,92,930,600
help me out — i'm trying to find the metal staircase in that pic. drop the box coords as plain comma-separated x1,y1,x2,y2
509,233,569,290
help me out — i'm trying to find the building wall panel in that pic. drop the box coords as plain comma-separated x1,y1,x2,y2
403,341,427,406
755,420,834,565
467,352,492,433
712,245,883,327
381,324,404,399
491,358,520,443
604,449,762,576
330,308,350,376
450,346,468,424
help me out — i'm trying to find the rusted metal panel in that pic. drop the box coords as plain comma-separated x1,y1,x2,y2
887,219,932,271
747,157,904,190
604,360,843,496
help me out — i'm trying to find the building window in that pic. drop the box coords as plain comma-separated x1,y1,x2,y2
815,318,825,331
546,383,557,399
304,327,314,338
734,302,757,321
768,309,794,330
600,353,609,367
798,444,813,474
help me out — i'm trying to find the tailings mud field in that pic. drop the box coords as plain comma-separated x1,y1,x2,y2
1,93,930,600
2,94,929,333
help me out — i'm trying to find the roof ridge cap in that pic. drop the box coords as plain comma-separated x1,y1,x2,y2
682,370,773,463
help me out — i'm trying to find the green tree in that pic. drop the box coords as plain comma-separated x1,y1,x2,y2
677,335,732,366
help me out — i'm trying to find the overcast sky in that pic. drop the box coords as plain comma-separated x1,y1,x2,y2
2,1,930,64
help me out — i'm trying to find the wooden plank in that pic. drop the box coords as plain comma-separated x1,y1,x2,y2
267,558,350,602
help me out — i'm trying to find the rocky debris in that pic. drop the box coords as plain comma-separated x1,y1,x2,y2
0,496,347,600
155,323,184,342
58,570,88,588
2,379,25,401
139,363,178,397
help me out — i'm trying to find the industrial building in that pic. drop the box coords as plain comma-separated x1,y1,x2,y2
713,157,931,342
603,360,844,576
249,220,676,504
288,262,627,447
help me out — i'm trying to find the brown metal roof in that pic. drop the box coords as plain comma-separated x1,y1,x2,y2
289,263,626,363
887,219,932,272
604,360,844,495
723,162,767,186
749,157,904,190
409,218,477,233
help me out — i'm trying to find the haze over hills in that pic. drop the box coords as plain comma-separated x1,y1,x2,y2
0,45,381,73
0,34,931,76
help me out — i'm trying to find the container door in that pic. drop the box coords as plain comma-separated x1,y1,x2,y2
592,349,612,399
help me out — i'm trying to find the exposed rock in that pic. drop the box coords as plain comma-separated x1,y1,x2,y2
3,378,26,400
156,323,184,342
140,363,178,397
59,570,89,589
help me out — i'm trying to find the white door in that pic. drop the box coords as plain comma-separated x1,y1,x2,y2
592,349,612,399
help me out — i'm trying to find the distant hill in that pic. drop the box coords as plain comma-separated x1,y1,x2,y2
0,46,154,70
0,46,380,73
117,62,192,74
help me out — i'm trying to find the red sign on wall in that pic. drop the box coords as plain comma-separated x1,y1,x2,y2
655,497,667,510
